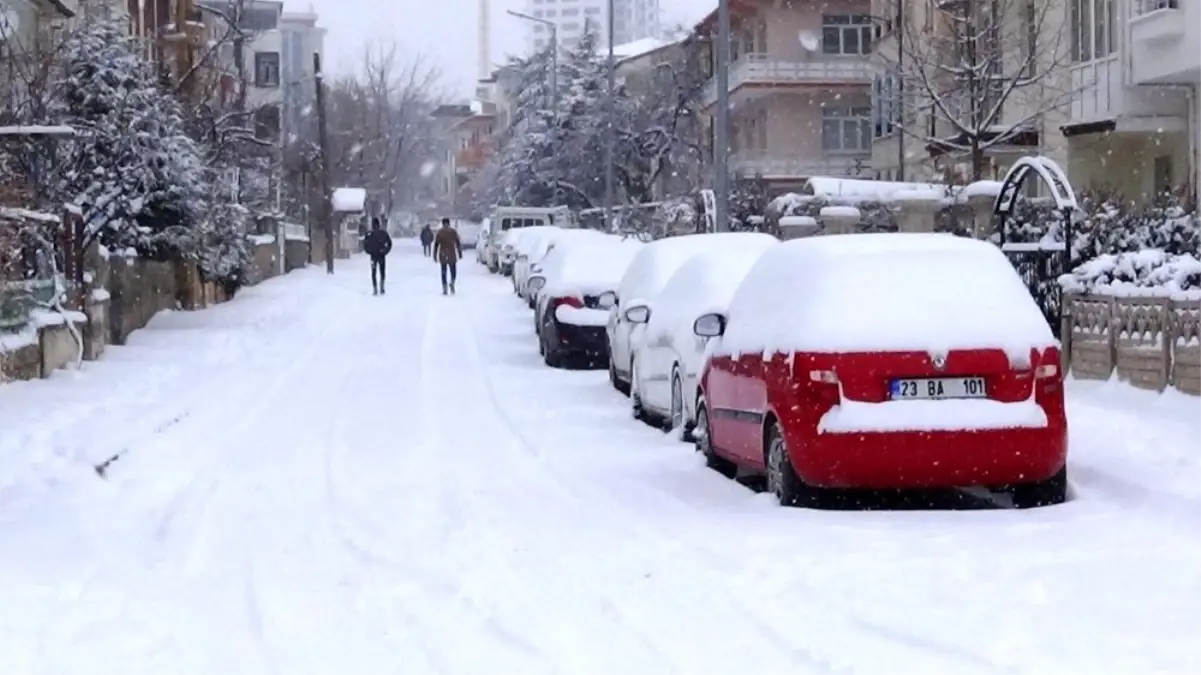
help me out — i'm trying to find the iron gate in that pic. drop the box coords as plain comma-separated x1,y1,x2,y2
1001,243,1067,339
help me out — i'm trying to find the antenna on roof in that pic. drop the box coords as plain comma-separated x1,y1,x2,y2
478,0,490,80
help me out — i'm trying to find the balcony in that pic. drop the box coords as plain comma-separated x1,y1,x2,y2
1129,0,1200,84
730,151,872,180
455,145,491,173
702,53,875,109
1068,55,1190,128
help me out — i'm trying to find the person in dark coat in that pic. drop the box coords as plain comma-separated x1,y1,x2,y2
419,224,434,257
432,217,462,295
363,217,393,295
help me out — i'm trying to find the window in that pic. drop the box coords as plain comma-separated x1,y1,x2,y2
822,106,872,152
1022,0,1037,77
1070,0,1115,62
871,74,899,138
545,9,556,16
585,6,600,13
533,9,543,16
562,7,579,15
1153,156,1173,194
254,52,280,87
821,15,873,55
534,24,544,32
562,21,579,30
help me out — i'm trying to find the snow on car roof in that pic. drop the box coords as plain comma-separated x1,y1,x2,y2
618,232,777,304
544,236,643,298
715,233,1056,365
645,241,776,345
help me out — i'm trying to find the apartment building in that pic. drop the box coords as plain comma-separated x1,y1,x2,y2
278,10,324,145
522,0,660,53
1061,0,1199,199
694,0,876,192
430,102,498,215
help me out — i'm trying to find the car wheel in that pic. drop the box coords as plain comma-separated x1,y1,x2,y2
669,370,693,441
630,363,649,422
609,356,629,396
765,421,815,507
544,343,563,368
694,401,735,478
1010,466,1068,508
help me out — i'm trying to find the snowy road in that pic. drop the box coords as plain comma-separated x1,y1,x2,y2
2,242,1199,674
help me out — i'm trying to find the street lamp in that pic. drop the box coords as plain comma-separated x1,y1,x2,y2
713,0,731,232
507,10,558,116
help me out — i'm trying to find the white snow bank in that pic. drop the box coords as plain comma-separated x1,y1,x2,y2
818,398,1049,434
30,309,87,327
555,305,610,326
819,205,861,219
543,238,642,298
331,187,366,213
90,288,111,303
716,234,1056,364
0,206,60,223
0,125,75,136
778,215,818,228
1059,251,1201,301
619,232,776,305
248,233,276,245
891,188,944,202
805,177,951,201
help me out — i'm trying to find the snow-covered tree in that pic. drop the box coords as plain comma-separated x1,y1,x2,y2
878,0,1074,180
50,18,207,258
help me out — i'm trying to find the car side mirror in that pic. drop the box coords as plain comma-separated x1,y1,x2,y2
624,304,650,324
597,291,617,310
693,313,726,337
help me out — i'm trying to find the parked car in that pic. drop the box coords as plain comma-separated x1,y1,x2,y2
533,236,642,368
691,233,1067,508
521,229,611,309
510,227,562,296
623,240,776,435
476,219,492,265
605,233,779,396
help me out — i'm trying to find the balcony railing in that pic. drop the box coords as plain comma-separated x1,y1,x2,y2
730,151,872,179
702,53,875,106
1134,0,1177,15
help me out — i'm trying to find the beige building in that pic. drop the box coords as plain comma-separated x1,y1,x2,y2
1061,0,1199,200
693,0,876,193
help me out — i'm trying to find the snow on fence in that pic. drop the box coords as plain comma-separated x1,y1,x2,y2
282,222,309,241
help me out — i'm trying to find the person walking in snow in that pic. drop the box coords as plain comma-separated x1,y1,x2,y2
363,217,393,295
432,217,462,295
419,224,434,257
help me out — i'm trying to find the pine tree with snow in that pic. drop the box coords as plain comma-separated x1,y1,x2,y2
50,18,208,259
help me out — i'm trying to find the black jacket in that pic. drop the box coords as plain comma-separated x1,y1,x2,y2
419,227,434,244
364,229,393,258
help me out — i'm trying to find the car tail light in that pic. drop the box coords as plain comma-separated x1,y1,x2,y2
806,369,842,406
552,296,583,310
1035,364,1058,379
809,369,839,384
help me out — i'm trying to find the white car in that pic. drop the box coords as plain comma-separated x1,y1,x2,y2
476,219,492,265
532,235,642,368
520,229,611,308
509,227,562,297
605,232,780,396
622,241,777,436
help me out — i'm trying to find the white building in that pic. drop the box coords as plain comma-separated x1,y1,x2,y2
522,0,660,53
1061,0,1199,200
279,10,325,144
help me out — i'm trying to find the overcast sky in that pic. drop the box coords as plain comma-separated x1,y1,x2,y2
304,0,711,98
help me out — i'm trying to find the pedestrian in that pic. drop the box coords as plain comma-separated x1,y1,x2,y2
363,217,393,295
419,223,434,257
432,217,462,295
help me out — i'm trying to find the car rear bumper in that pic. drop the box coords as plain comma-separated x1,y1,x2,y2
788,425,1068,489
550,322,609,361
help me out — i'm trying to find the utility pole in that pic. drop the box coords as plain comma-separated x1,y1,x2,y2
895,0,905,181
713,0,731,232
603,0,615,232
313,52,335,273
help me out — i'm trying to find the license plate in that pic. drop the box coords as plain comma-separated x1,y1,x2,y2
890,376,987,400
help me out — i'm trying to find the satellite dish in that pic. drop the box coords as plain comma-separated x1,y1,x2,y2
798,29,819,52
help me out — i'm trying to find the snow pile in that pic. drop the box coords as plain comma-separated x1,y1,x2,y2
818,398,1049,434
331,187,366,213
769,192,899,234
716,234,1056,363
820,205,861,219
644,242,777,366
618,233,776,306
963,180,1004,199
555,305,610,326
542,236,643,298
1059,250,1201,300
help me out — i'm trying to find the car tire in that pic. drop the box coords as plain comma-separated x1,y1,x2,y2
544,342,563,368
694,400,735,478
630,363,651,423
765,420,815,507
1009,466,1068,508
669,370,693,441
609,356,630,396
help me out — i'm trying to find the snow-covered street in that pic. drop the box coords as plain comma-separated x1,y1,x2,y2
1,241,1199,675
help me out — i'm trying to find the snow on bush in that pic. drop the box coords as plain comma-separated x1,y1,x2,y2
768,192,898,234
1059,250,1201,300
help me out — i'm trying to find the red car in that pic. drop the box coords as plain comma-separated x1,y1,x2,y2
692,233,1068,508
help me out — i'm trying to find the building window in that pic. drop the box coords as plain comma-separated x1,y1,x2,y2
562,21,579,30
821,15,873,55
254,52,280,87
871,74,899,138
533,9,543,16
545,9,556,16
534,24,544,32
822,106,872,152
1153,156,1173,193
1070,0,1115,62
585,6,600,13
562,7,578,15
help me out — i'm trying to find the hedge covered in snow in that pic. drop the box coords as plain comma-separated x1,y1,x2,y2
1058,251,1201,300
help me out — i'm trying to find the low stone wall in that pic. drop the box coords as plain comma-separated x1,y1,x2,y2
284,239,309,272
1064,294,1201,395
246,236,281,286
106,254,182,345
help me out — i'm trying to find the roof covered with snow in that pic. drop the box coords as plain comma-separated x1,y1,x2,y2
331,187,366,213
613,37,678,64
